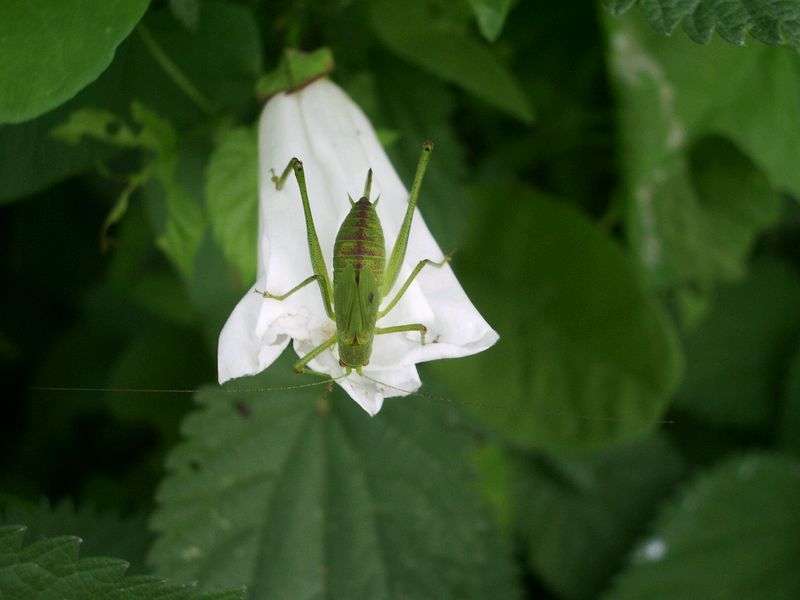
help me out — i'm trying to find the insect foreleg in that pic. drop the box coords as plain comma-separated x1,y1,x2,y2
375,323,428,345
378,255,452,318
255,274,318,301
293,334,339,376
270,157,335,320
382,141,434,296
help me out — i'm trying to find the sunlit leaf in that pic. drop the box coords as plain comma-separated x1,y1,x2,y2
206,127,258,282
0,0,149,124
432,186,682,451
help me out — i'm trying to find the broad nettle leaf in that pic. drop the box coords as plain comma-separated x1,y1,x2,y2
0,499,151,575
206,127,259,283
371,0,534,123
607,13,792,289
673,261,800,428
516,435,684,600
604,0,800,48
0,526,243,599
0,0,148,124
431,186,682,451
606,453,800,599
149,360,518,599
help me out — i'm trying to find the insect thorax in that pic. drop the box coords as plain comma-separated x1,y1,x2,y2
332,197,386,284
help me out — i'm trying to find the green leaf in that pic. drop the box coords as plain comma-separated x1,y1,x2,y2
135,2,262,120
0,0,149,124
0,498,151,575
467,0,515,42
157,180,207,278
673,261,800,428
433,186,682,451
605,0,800,47
607,13,796,289
0,526,244,599
779,339,800,455
371,0,534,123
149,360,518,599
606,453,800,599
376,65,469,251
206,128,259,282
516,435,683,600
170,0,202,31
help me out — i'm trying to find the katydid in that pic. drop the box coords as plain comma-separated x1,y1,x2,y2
255,140,450,378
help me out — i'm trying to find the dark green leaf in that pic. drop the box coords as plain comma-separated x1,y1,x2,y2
433,186,682,451
0,0,149,124
606,0,800,47
0,498,151,574
206,127,259,282
674,261,800,428
606,453,800,599
517,435,683,599
170,0,202,31
376,65,469,251
371,0,534,123
779,339,800,455
467,0,515,42
0,526,244,599
149,360,518,598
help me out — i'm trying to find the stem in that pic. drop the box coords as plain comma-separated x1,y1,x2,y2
136,23,215,116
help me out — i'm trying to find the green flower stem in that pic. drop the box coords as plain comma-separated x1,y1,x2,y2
136,23,215,116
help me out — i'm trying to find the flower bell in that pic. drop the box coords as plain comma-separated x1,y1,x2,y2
217,77,498,415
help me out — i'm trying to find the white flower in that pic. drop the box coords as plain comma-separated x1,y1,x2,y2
217,78,498,415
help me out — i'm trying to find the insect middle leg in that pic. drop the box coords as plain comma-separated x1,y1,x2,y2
375,323,428,345
378,255,452,318
293,334,338,376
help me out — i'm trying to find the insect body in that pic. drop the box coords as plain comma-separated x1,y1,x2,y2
257,141,450,378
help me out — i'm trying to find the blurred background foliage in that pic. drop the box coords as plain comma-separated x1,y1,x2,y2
1,0,799,597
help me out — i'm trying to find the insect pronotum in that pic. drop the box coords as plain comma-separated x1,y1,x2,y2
255,140,451,379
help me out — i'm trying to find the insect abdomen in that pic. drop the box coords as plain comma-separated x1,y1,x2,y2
333,197,385,285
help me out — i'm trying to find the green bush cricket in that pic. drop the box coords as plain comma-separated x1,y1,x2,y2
256,140,451,379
